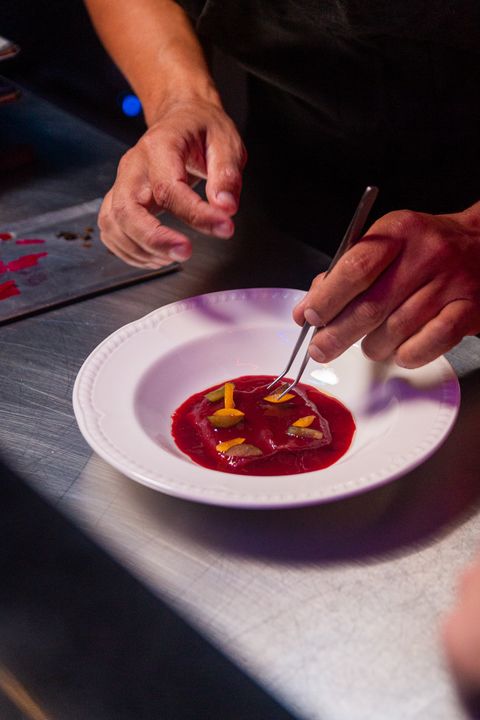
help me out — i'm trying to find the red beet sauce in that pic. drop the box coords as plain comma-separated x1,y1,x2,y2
171,375,355,476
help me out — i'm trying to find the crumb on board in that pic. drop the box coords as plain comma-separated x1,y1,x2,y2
56,228,96,242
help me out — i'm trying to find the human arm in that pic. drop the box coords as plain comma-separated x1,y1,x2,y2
85,0,246,266
293,204,480,368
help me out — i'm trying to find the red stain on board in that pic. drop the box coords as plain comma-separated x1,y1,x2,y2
0,232,15,241
15,238,46,245
0,252,48,274
0,280,20,300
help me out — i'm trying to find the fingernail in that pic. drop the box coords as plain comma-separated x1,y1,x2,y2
168,246,190,262
309,345,326,363
304,308,323,327
216,191,236,210
213,221,233,238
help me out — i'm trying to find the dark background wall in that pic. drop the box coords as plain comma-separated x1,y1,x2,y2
1,0,247,145
1,0,146,144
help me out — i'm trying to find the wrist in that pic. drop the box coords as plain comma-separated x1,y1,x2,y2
143,72,222,126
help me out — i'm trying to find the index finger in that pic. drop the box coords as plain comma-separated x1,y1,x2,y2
147,144,235,237
109,196,193,261
301,234,402,327
152,179,234,238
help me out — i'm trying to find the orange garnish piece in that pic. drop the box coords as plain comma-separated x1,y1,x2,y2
292,415,315,428
263,391,295,404
224,382,235,409
208,408,245,428
216,437,245,453
213,408,244,417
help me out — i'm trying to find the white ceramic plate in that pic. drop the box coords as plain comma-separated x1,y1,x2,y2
73,288,460,508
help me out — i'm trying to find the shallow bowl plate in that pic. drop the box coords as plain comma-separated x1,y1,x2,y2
73,288,460,508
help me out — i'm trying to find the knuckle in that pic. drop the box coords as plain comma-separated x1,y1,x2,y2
152,181,175,209
319,328,344,354
352,299,384,327
341,248,373,283
387,309,411,338
434,312,461,344
389,209,427,238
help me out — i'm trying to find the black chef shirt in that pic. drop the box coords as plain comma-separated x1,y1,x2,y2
177,1,480,251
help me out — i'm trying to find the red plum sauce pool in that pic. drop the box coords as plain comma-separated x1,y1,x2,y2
172,375,355,476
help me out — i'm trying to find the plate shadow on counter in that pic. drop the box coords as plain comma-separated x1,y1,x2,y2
87,368,480,566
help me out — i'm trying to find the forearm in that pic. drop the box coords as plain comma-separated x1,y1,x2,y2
84,0,221,124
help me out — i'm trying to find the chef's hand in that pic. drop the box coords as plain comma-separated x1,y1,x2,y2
293,206,480,368
98,98,246,267
443,556,480,692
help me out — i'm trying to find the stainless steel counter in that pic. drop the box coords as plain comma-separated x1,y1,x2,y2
2,91,480,720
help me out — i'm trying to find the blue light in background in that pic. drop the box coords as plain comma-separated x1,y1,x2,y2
121,94,142,117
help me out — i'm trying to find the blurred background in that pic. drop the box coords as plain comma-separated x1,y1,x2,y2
2,0,145,144
1,0,245,146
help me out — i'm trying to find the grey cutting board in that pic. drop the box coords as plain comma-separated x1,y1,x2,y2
0,198,179,324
